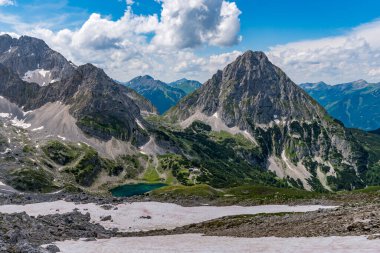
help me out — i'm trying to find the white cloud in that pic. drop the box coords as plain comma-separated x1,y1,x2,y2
267,19,380,84
0,0,14,6
25,1,242,83
126,0,134,5
152,0,241,49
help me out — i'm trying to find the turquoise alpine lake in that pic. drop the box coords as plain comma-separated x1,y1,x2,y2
110,183,167,197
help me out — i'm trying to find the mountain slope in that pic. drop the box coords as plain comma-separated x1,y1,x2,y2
167,51,368,191
169,78,202,94
0,34,162,193
300,80,380,130
0,35,157,150
126,75,187,114
0,34,75,86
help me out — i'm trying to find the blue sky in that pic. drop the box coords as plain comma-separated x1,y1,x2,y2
1,0,380,83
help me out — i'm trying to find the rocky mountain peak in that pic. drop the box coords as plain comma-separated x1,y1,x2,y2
222,51,271,81
169,50,320,127
167,50,368,191
0,34,75,86
300,82,330,90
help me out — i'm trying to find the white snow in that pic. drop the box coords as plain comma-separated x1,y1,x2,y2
181,111,258,145
0,148,11,155
46,234,380,253
57,135,66,141
0,201,336,232
22,69,53,86
0,113,11,118
135,119,146,130
11,117,31,129
31,126,44,131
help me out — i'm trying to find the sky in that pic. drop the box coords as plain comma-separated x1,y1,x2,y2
1,0,380,84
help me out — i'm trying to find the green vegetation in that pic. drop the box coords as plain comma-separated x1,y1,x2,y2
151,121,289,188
366,162,380,186
118,154,146,179
66,147,102,187
8,168,58,193
22,145,36,153
349,129,380,186
327,166,365,191
77,115,134,141
42,140,80,166
350,129,380,164
151,184,323,205
149,183,380,206
143,166,161,182
150,184,222,199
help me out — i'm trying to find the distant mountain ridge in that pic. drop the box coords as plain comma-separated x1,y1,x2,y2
300,80,380,131
125,75,187,114
124,75,202,115
168,78,202,94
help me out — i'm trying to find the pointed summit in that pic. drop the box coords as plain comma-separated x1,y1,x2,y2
167,50,367,191
168,50,320,127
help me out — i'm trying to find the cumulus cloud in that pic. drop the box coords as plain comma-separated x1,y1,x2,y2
0,0,14,6
28,2,242,82
267,19,380,84
152,0,242,49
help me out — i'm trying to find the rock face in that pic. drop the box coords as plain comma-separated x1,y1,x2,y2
300,80,380,131
0,210,119,252
0,34,75,85
168,51,368,191
168,78,202,94
0,35,156,146
126,75,186,114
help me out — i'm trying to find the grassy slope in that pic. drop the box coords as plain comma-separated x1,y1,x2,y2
150,184,380,205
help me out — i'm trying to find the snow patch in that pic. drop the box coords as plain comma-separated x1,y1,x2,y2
11,117,31,129
22,69,53,86
181,111,258,145
57,135,66,141
0,148,11,155
0,201,335,232
0,113,11,118
47,235,380,253
31,126,44,132
135,119,146,130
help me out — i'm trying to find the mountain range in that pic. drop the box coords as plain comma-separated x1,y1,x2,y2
168,78,202,94
300,80,380,131
124,76,201,114
0,34,379,194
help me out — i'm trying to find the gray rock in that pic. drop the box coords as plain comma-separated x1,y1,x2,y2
46,244,60,253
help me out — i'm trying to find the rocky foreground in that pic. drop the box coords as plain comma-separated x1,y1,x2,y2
0,191,379,252
136,203,380,238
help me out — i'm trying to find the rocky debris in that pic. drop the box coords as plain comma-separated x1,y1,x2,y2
124,203,380,239
100,215,112,221
0,210,121,252
100,204,114,210
0,192,125,206
45,244,60,253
